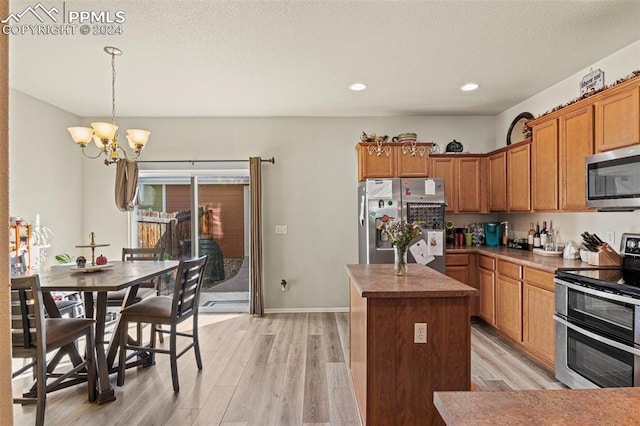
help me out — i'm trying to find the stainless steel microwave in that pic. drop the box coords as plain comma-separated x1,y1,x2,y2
586,145,640,210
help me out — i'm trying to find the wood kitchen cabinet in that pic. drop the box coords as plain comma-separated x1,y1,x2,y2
430,156,457,212
532,120,559,211
594,82,640,153
430,155,486,213
529,105,594,212
457,156,486,212
496,259,523,342
523,267,556,368
487,151,507,212
446,253,478,316
395,145,431,177
507,140,531,212
478,255,496,326
559,105,594,211
356,142,431,181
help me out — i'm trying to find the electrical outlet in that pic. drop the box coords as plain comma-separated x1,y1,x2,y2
606,231,615,246
414,323,427,344
275,225,288,235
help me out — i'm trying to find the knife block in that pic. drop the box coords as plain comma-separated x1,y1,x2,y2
587,246,622,266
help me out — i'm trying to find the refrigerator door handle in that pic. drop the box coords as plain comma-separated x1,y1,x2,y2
359,195,365,227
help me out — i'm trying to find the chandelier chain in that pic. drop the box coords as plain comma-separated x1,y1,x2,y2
111,51,116,125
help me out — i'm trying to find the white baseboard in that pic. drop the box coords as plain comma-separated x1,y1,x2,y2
264,307,349,313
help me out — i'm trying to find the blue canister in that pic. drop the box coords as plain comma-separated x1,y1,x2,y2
484,222,503,246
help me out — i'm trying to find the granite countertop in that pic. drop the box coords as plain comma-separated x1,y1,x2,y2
446,246,590,273
434,387,640,425
346,263,477,298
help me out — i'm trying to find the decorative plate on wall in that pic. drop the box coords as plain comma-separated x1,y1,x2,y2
506,112,534,145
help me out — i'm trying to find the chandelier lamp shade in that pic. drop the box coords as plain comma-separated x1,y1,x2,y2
67,46,150,165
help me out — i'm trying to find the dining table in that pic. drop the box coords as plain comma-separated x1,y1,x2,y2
20,260,180,404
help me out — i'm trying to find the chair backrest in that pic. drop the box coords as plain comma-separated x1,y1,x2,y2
122,247,165,262
171,255,208,321
10,254,27,274
10,275,46,357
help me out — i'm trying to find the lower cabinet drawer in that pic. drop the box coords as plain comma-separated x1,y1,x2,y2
479,255,495,271
497,259,522,280
446,253,470,266
524,267,554,292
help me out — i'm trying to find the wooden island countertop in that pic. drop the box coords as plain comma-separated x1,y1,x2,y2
434,387,640,425
347,263,478,299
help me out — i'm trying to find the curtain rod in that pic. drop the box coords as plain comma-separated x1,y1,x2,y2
136,157,275,165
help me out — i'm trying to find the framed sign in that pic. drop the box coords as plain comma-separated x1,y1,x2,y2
580,69,604,96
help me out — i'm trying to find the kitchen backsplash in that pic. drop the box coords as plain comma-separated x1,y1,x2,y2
497,211,640,252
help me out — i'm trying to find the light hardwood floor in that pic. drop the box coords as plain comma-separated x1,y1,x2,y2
12,314,563,425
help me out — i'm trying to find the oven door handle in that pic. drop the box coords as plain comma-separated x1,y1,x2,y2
555,278,640,306
554,314,640,356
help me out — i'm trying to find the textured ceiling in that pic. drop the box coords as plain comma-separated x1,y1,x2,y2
7,0,640,117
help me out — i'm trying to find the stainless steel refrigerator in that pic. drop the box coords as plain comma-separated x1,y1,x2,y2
358,178,446,273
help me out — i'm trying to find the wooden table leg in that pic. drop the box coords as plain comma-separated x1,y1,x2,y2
88,291,116,404
106,284,141,370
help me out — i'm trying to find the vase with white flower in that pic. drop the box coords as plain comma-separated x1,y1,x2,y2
377,217,424,276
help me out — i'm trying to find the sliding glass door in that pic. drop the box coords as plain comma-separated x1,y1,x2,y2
131,163,250,312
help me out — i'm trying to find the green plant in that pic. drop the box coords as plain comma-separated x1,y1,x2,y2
55,254,74,264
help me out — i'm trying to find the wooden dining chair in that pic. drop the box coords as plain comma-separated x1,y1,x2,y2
106,247,166,306
117,255,208,392
11,275,96,426
11,254,81,318
110,247,168,343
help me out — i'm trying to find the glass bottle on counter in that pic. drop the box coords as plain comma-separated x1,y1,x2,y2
540,221,548,248
534,222,541,248
528,222,535,250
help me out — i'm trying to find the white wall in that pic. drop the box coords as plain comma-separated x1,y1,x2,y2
9,90,84,269
495,39,640,150
490,39,640,250
80,116,495,310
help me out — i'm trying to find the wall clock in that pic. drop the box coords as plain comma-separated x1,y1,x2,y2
506,112,534,145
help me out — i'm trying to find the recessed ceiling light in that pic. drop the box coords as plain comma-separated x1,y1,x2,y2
349,82,367,91
460,83,479,92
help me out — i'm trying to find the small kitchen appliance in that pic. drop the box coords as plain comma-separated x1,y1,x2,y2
484,222,503,246
585,145,640,210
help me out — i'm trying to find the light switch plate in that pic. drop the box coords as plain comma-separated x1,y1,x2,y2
606,231,615,246
275,225,288,235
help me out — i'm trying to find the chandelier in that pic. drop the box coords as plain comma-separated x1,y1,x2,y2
67,46,150,165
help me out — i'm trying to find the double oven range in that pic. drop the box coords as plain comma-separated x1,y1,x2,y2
554,233,640,389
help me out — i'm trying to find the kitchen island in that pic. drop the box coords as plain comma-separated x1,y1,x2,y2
347,263,477,426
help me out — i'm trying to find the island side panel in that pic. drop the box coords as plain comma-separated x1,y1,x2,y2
367,296,471,426
349,278,367,425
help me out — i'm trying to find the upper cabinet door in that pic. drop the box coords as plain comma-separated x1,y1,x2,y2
487,152,507,212
507,142,531,212
396,146,430,177
594,86,640,152
457,157,485,213
532,119,559,211
357,143,395,181
559,106,594,211
430,157,457,212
